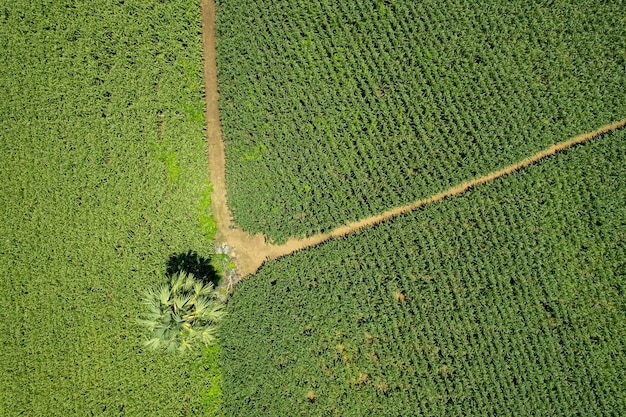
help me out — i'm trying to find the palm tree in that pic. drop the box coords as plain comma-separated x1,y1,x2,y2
137,272,226,352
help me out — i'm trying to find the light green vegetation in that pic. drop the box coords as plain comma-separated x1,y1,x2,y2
220,133,626,416
0,0,221,415
138,272,226,352
216,0,626,242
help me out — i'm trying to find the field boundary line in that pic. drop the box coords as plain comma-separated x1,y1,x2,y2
201,1,626,282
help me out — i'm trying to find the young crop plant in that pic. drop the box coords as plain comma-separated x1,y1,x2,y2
138,272,226,353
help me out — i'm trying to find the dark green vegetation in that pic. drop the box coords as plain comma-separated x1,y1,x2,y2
0,0,221,415
220,133,626,416
216,0,626,241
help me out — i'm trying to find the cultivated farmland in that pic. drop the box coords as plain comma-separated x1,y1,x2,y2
3,0,624,415
216,0,626,242
220,132,626,416
0,0,221,415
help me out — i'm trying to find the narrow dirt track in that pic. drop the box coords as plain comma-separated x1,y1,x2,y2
201,0,626,284
201,0,272,280
248,119,626,278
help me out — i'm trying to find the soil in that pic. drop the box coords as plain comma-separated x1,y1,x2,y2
202,0,626,286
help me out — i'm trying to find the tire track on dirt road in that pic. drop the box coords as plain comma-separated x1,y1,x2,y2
202,0,626,285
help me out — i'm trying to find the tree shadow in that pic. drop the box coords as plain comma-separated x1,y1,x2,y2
167,250,220,288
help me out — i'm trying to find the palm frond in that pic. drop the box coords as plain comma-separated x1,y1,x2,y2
199,325,218,346
161,309,172,325
143,337,162,350
143,309,162,321
182,310,197,322
199,283,215,296
136,318,160,330
193,282,203,297
200,301,226,323
170,272,185,296
173,294,191,313
183,273,196,291
158,285,171,306
191,296,210,317
188,282,204,307
178,337,193,352
166,339,179,353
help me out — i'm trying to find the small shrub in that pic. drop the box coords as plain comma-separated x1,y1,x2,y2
138,272,226,352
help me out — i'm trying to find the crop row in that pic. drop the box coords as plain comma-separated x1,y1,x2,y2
220,132,626,416
216,0,626,241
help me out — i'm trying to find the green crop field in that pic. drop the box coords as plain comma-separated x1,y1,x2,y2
3,0,625,415
220,132,626,416
216,0,626,241
0,0,221,415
